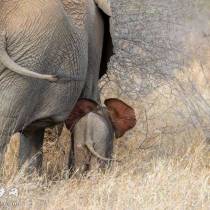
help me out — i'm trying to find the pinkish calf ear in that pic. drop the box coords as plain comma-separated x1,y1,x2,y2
104,98,136,138
65,98,98,131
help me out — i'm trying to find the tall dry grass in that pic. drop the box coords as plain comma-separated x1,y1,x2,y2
1,125,209,210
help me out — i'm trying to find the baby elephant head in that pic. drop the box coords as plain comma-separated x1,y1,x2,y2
65,98,136,138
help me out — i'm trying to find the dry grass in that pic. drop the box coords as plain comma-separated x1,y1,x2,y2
1,126,209,210
41,136,209,210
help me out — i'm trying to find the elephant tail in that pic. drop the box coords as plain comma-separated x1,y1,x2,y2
0,32,57,82
85,142,116,161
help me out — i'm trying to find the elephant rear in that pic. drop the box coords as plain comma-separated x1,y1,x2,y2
0,0,88,132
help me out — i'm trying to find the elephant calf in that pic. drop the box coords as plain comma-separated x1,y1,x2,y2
65,98,136,173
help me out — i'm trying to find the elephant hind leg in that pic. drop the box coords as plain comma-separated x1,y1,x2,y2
72,140,91,175
18,129,45,174
0,117,17,172
0,134,11,175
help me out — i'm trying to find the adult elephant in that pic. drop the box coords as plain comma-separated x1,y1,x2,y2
0,0,112,170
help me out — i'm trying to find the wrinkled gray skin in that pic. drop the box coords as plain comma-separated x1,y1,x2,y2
70,108,114,173
0,0,111,171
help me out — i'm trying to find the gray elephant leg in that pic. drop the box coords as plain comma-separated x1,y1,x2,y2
0,134,10,169
71,133,91,174
74,146,91,174
0,116,17,169
19,129,44,174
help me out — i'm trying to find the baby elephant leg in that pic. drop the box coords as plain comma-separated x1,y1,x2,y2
69,133,91,175
74,143,91,174
18,129,44,174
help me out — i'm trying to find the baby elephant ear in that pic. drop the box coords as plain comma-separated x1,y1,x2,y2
65,98,98,131
104,98,136,138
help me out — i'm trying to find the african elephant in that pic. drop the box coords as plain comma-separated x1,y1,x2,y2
65,98,136,173
0,0,112,170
